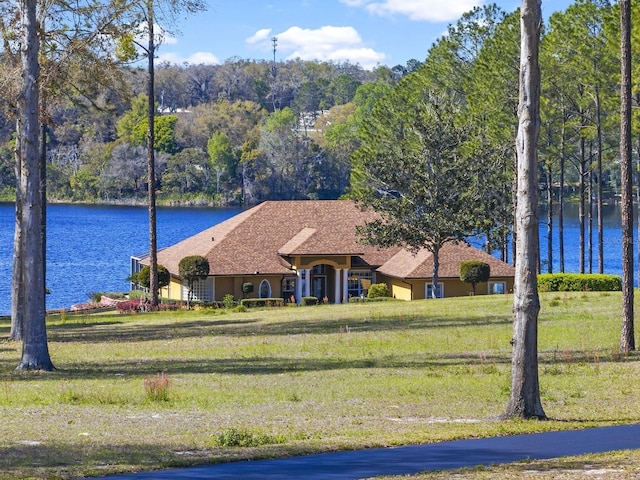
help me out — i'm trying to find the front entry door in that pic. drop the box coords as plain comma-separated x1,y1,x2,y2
312,276,326,301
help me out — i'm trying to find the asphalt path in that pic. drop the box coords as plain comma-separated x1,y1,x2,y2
90,424,640,480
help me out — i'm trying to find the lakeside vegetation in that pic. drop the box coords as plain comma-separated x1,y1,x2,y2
1,292,639,479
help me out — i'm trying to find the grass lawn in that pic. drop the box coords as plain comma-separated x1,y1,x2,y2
1,291,640,479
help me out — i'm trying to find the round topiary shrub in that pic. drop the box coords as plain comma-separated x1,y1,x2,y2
460,261,490,295
367,283,390,298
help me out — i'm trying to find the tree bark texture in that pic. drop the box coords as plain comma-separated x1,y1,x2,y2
16,0,54,370
431,248,440,299
559,120,565,273
10,125,24,341
595,87,604,274
505,0,545,419
619,0,635,353
147,2,159,308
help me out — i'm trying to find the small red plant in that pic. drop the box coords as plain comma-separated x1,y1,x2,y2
144,372,171,402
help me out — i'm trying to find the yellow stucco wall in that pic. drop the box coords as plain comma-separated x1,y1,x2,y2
230,276,284,300
161,275,287,302
383,276,514,300
160,274,514,303
379,275,413,301
293,256,350,270
160,277,183,301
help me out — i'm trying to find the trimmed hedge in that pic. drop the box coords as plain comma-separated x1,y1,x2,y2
537,273,622,292
301,296,318,306
240,298,285,308
349,296,398,303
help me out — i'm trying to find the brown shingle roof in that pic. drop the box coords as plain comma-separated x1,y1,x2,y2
154,200,385,276
148,200,515,280
377,241,515,279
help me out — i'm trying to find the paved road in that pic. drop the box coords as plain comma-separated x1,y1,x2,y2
90,424,640,479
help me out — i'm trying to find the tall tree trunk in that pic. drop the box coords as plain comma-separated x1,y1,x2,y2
431,246,441,299
147,1,158,308
619,0,634,353
595,87,604,274
10,123,24,341
637,135,640,291
578,136,586,274
546,162,553,274
559,119,565,273
504,0,545,420
544,121,553,274
41,95,47,315
511,151,518,267
17,0,54,370
588,142,593,274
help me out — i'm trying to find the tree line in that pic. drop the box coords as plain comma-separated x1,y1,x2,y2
0,1,634,278
0,57,419,204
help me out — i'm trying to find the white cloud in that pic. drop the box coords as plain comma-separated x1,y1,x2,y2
156,51,220,65
246,25,386,69
340,0,482,22
160,33,178,46
246,28,273,45
184,52,220,65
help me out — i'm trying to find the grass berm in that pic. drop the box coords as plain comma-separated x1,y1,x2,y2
1,291,639,479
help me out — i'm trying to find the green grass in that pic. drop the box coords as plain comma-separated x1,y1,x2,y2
0,292,639,479
375,450,640,479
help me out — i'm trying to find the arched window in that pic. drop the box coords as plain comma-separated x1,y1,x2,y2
259,279,272,298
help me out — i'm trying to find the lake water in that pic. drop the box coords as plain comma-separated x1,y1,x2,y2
0,203,241,315
0,202,636,316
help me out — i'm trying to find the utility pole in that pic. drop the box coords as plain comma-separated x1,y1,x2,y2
271,36,278,110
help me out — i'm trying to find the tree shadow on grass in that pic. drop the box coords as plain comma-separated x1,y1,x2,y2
2,350,516,383
0,441,225,480
3,345,636,385
44,313,514,344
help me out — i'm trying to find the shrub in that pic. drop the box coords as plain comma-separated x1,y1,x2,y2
128,289,146,300
178,255,210,308
301,296,318,306
211,427,286,448
460,261,490,295
222,294,236,309
239,298,285,308
193,302,223,311
538,273,622,292
157,302,181,311
367,283,389,298
116,299,145,314
133,265,171,291
349,296,398,303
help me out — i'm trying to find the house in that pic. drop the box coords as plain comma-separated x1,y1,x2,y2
131,200,515,304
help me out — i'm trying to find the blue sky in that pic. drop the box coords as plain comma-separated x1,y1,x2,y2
156,0,576,70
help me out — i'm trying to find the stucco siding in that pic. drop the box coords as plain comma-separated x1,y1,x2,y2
383,276,413,301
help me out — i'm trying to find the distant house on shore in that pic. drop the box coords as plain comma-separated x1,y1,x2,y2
131,200,515,304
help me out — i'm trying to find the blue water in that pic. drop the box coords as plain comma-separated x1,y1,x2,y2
0,202,636,316
470,203,636,278
0,203,241,315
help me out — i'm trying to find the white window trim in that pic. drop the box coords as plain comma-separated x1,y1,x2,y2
347,270,375,298
259,279,272,298
425,282,444,299
182,277,214,302
488,281,506,295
